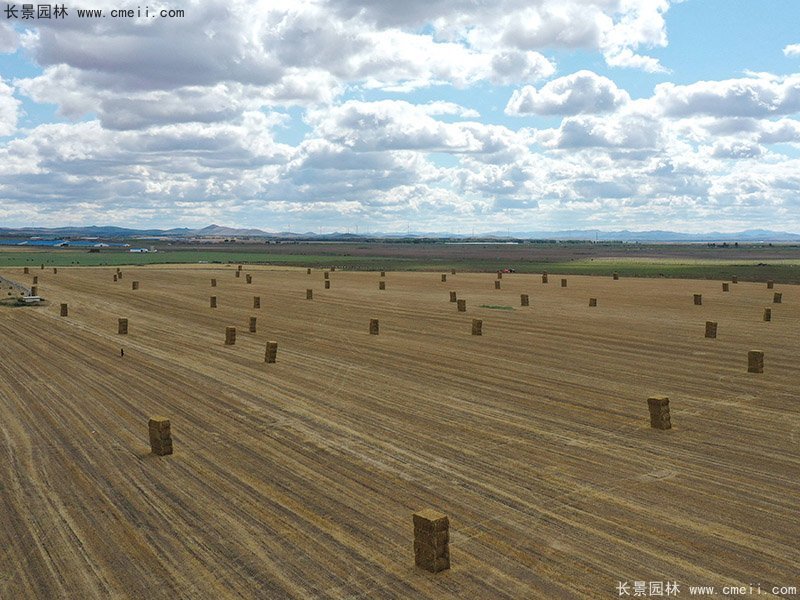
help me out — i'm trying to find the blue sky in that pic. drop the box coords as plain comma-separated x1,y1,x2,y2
2,0,800,233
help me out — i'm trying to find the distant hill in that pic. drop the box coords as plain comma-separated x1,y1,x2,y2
1,225,799,242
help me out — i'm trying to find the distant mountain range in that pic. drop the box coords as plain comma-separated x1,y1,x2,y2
1,225,800,242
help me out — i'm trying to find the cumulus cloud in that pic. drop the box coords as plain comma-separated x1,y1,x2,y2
505,70,630,115
8,0,800,232
710,140,764,159
307,100,522,156
490,50,555,85
783,44,800,57
536,111,662,150
653,74,800,118
0,77,20,136
0,23,18,53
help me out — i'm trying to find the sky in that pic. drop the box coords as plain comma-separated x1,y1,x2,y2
2,0,800,233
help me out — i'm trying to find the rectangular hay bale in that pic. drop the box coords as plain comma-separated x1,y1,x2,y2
748,350,763,373
148,417,173,456
647,396,671,430
705,321,717,338
413,510,450,573
471,319,482,336
265,341,278,363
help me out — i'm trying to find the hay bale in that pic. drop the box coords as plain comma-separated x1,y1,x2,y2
369,319,379,335
249,316,257,333
497,271,502,279
763,307,772,321
246,274,252,284
211,278,217,287
705,321,717,338
307,268,312,275
542,273,548,283
324,280,330,289
693,294,702,305
118,318,128,335
560,278,567,288
253,296,260,309
330,266,336,272
748,350,764,373
53,268,57,275
148,417,173,456
494,280,501,290
210,296,217,308
379,281,386,290
32,276,38,284
23,267,29,274
413,510,450,573
238,265,242,271
471,319,482,336
225,326,236,345
235,270,240,278
441,274,447,282
722,282,729,292
117,271,123,279
30,286,37,296
767,280,774,289
265,341,278,363
449,291,457,303
520,294,529,306
589,298,597,307
306,289,313,300
113,274,117,282
60,303,68,317
380,271,386,277
451,269,456,275
647,396,671,430
612,272,619,280
132,281,139,290
324,272,330,280
773,292,782,304
457,299,466,312
732,276,738,284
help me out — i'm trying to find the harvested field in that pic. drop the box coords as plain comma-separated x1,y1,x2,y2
0,265,798,598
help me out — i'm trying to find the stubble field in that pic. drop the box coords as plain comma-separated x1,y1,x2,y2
0,265,798,598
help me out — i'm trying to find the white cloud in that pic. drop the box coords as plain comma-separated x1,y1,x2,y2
9,1,800,232
490,50,556,85
307,99,522,156
505,70,630,116
0,77,20,136
653,74,800,118
783,44,800,57
0,23,18,53
710,140,764,159
536,110,662,150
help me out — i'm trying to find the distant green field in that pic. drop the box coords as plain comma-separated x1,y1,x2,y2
1,248,799,283
0,250,417,268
